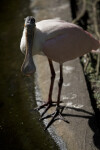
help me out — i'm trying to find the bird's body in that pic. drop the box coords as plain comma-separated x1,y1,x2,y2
20,18,99,63
20,17,100,130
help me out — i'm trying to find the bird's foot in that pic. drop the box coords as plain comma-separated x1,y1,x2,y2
40,106,69,130
34,101,57,117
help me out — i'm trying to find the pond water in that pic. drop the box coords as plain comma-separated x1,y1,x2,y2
0,0,59,149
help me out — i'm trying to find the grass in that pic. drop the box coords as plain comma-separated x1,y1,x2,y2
81,54,100,110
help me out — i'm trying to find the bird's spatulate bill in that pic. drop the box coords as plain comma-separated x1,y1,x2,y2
21,28,36,76
21,52,36,76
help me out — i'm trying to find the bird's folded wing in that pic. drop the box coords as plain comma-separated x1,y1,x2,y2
43,27,100,63
36,20,80,40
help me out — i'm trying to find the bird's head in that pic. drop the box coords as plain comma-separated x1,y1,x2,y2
24,16,35,29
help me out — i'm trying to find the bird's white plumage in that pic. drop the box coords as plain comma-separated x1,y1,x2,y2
33,19,76,55
20,28,26,54
20,18,82,55
20,18,100,63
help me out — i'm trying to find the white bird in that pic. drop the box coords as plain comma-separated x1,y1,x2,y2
20,16,100,130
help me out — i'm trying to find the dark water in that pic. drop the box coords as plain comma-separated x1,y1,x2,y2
0,0,59,149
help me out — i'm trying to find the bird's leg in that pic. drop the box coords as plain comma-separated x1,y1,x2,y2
44,64,69,130
54,64,67,119
57,63,63,108
35,59,56,116
47,58,56,105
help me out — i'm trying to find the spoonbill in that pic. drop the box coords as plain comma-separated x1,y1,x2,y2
20,16,100,130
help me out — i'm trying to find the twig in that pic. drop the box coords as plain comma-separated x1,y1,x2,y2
92,0,100,75
84,54,90,72
92,49,100,54
93,0,100,39
72,0,86,24
96,54,100,75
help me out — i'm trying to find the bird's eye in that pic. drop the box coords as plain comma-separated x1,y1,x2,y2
31,18,35,23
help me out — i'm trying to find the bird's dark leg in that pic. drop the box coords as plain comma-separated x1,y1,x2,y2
47,58,56,104
57,64,63,107
35,59,56,116
44,64,69,130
